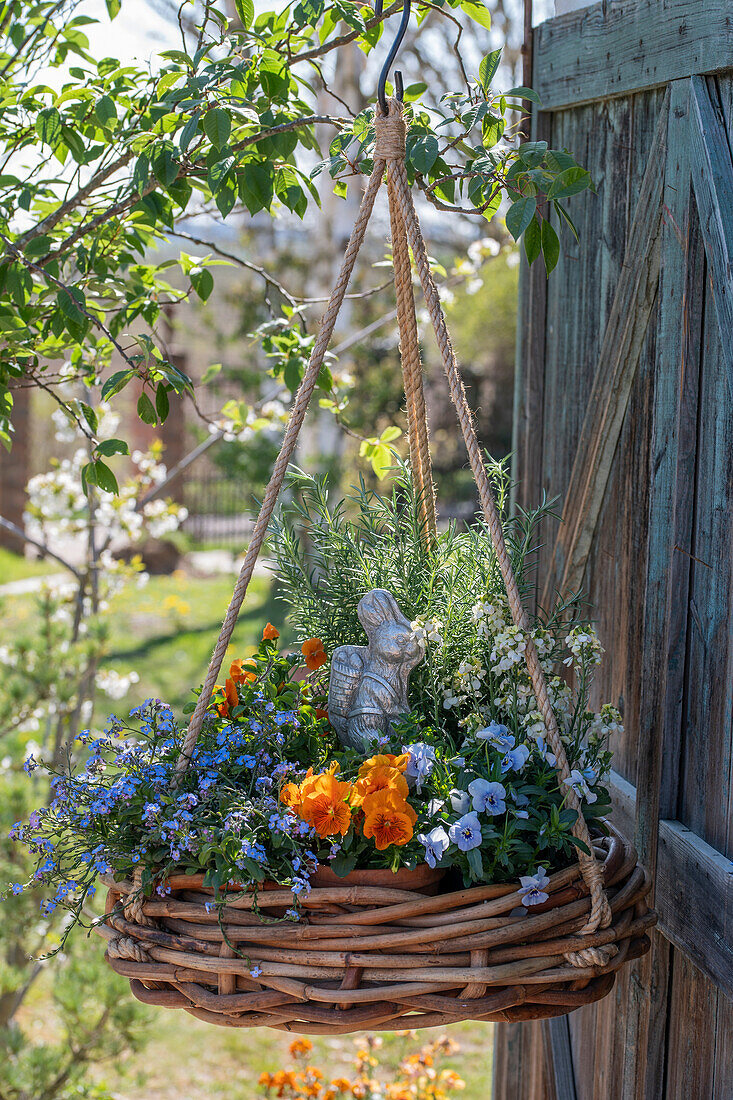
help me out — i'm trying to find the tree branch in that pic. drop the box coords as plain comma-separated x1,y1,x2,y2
0,516,81,579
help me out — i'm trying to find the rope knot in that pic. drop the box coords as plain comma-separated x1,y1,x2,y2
374,99,406,161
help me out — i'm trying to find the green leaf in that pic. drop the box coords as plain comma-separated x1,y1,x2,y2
478,48,502,90
155,383,170,422
132,154,150,195
330,850,358,878
151,144,179,186
466,847,484,880
191,268,214,301
82,459,118,494
36,107,62,147
380,425,402,444
179,112,200,153
201,362,222,385
80,402,98,433
235,0,255,27
137,391,157,425
94,95,116,126
105,0,121,16
505,86,542,104
505,195,536,240
238,162,274,215
408,135,439,174
402,83,427,102
523,214,541,265
481,113,505,148
101,369,133,400
547,165,592,199
541,218,560,274
96,437,129,457
203,107,231,150
463,0,492,30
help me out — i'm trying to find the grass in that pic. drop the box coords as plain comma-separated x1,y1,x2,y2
0,546,56,584
97,568,291,714
91,1014,493,1099
5,554,494,1097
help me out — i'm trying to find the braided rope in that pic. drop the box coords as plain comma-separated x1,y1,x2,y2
385,112,612,952
378,102,436,545
123,866,155,927
174,161,385,776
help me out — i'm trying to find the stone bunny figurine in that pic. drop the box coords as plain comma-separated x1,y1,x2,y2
327,589,425,752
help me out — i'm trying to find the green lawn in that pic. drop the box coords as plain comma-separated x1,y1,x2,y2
98,569,291,715
0,545,56,583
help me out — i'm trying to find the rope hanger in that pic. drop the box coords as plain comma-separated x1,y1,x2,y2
165,100,613,968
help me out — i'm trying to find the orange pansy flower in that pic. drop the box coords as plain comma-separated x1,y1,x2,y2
301,637,327,671
358,753,409,778
262,622,280,641
362,789,417,850
229,657,256,684
280,782,302,811
351,765,409,807
214,677,239,717
299,773,353,838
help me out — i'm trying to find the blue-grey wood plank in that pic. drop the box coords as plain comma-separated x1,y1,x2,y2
688,74,733,396
534,0,733,111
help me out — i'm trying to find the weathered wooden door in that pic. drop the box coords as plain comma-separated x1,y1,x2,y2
496,1,733,1096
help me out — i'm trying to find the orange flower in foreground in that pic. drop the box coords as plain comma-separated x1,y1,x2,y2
351,765,409,808
362,789,417,850
358,753,409,778
262,622,280,641
229,657,256,684
302,637,327,671
214,677,239,717
299,773,353,838
280,782,302,811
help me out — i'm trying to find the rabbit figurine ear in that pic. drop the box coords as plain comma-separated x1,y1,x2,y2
357,589,410,633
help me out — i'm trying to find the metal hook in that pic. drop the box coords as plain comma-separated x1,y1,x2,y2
374,0,411,116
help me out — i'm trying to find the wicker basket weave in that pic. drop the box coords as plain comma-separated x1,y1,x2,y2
98,823,654,1033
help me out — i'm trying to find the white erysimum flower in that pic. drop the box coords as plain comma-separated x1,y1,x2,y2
490,626,527,672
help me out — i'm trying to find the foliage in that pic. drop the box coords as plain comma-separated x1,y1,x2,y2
259,1033,466,1099
0,0,591,480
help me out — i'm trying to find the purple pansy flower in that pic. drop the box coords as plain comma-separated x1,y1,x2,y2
468,778,507,816
448,811,483,851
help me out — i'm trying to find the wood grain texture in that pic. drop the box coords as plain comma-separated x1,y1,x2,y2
609,770,733,1001
540,92,669,609
688,74,733,395
534,0,733,111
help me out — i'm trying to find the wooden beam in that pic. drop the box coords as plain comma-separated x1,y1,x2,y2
542,1016,578,1100
689,74,733,394
533,0,733,111
540,93,668,609
609,770,733,1001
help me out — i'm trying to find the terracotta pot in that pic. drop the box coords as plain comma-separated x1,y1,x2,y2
310,862,445,893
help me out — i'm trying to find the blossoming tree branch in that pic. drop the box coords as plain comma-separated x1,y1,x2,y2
0,0,590,491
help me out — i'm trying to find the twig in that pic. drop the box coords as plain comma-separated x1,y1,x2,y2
0,516,81,579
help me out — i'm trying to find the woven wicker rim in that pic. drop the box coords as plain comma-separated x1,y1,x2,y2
97,823,654,1032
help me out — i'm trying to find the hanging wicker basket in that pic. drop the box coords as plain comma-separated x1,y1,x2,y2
99,824,652,1032
96,100,655,1031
